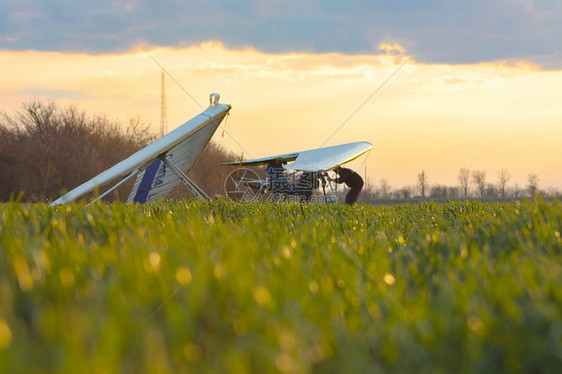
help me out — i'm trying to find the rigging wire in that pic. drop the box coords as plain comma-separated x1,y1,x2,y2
146,52,255,159
147,53,204,110
320,56,411,147
222,126,255,159
362,149,372,191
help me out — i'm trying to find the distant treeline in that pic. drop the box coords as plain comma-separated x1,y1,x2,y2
358,169,560,202
0,100,240,203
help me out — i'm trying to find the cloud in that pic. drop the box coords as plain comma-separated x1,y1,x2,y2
18,88,92,100
1,1,561,68
379,43,406,55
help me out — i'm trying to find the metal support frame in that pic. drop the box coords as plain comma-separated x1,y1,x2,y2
323,171,340,203
328,181,339,203
87,169,139,206
240,177,268,197
160,155,209,201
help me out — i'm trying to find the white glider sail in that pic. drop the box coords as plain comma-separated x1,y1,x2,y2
222,142,373,172
51,94,231,206
126,114,222,203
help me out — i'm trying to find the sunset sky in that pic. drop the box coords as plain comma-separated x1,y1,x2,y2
1,1,561,190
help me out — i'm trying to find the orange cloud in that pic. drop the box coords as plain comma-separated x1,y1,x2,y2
379,43,406,55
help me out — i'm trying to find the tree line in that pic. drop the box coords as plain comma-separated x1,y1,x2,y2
0,100,238,203
360,168,557,201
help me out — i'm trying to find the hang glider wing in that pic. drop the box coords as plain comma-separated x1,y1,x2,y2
222,142,372,172
127,113,223,203
51,98,231,206
221,151,300,167
284,142,373,171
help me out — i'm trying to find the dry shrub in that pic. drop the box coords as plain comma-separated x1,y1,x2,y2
0,100,254,203
0,101,154,202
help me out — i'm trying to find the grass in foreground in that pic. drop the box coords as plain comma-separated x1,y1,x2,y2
0,199,561,373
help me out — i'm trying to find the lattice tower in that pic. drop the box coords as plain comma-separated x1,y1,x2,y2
160,69,168,137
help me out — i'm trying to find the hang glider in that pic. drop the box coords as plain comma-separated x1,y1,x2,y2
222,142,373,172
222,142,373,204
51,94,230,206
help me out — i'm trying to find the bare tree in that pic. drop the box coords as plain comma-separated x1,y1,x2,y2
430,185,448,198
527,173,539,195
485,183,498,197
396,186,413,199
418,170,427,198
458,168,470,197
448,186,461,198
0,100,158,201
513,183,521,198
379,179,391,199
497,168,511,197
472,170,487,197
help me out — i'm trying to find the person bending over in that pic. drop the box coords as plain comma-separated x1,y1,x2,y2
334,167,364,204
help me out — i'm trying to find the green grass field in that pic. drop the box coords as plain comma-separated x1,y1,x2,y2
1,199,561,373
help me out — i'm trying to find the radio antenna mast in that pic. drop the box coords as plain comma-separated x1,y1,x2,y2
160,68,168,137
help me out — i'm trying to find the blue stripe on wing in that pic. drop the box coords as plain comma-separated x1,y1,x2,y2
133,159,162,203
